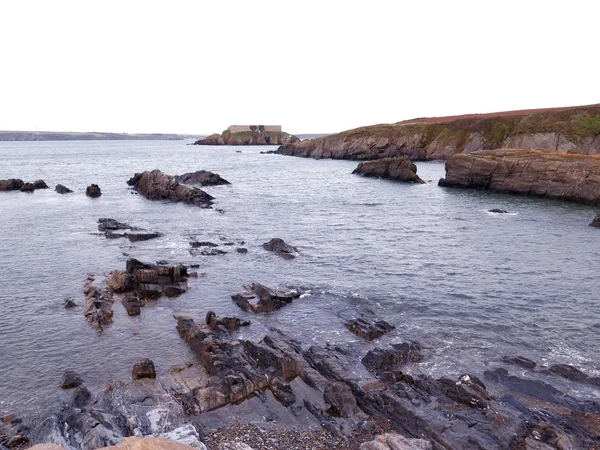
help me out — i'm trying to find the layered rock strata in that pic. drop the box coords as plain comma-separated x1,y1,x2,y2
127,170,213,208
438,149,600,205
352,156,424,183
276,104,600,160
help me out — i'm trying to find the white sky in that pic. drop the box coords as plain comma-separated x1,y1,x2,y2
1,0,598,135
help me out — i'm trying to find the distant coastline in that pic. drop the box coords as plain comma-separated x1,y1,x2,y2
0,130,204,141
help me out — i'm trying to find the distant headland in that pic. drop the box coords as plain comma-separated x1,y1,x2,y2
194,125,300,146
0,131,196,141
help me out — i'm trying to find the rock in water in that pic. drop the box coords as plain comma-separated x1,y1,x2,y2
86,184,102,197
231,283,302,313
352,156,424,183
60,370,83,389
262,238,298,259
176,170,230,186
127,169,213,208
132,359,156,380
488,208,508,214
55,184,73,194
0,178,24,191
590,213,600,227
344,318,395,341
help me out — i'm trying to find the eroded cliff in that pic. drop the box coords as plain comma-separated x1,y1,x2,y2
276,104,600,160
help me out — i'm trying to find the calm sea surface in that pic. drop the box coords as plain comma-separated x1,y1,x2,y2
1,140,599,417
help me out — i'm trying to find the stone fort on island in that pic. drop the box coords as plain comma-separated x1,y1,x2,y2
227,125,282,133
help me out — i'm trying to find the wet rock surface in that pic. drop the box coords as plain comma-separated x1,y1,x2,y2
352,156,424,184
98,218,162,242
176,170,230,186
262,238,298,259
60,370,83,389
231,283,302,313
132,359,156,380
344,318,395,341
86,184,102,197
590,213,600,227
0,178,48,192
127,169,214,208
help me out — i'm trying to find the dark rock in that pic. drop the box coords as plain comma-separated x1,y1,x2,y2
362,343,423,374
163,283,187,298
176,170,231,186
199,248,227,256
190,241,218,248
32,179,48,189
270,379,296,407
137,283,163,300
55,184,73,194
128,169,213,208
83,276,114,332
590,213,600,227
19,182,35,192
60,370,83,389
132,358,156,380
86,184,102,198
122,295,141,316
262,238,298,259
488,208,508,213
98,218,130,231
324,382,358,418
126,232,162,242
344,318,395,341
64,298,77,309
194,129,300,146
71,385,92,408
231,283,302,313
502,355,536,369
236,247,248,254
352,156,424,184
549,364,599,385
0,178,24,191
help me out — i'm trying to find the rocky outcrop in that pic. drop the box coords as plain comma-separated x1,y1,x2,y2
344,318,395,341
98,218,162,242
231,283,302,313
276,104,600,161
86,184,102,197
590,213,600,227
127,170,213,208
262,238,298,259
176,170,230,186
194,130,300,146
438,149,600,205
352,156,424,183
54,184,72,194
83,275,114,331
0,178,48,192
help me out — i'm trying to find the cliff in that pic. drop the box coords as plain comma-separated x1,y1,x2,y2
194,129,300,146
275,104,600,161
439,148,600,205
0,131,185,141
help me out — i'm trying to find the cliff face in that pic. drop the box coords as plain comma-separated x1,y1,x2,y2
194,129,300,146
439,149,600,205
276,104,600,161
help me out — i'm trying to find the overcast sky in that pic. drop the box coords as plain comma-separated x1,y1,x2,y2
1,1,598,135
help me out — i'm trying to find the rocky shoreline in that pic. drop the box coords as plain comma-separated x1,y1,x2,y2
194,130,299,146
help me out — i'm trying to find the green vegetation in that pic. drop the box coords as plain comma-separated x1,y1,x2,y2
574,114,600,137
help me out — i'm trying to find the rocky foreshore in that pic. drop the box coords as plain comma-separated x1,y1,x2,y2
439,148,600,205
275,104,600,161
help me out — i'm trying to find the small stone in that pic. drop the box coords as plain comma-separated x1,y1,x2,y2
64,298,77,309
132,358,156,380
60,370,83,389
55,184,73,194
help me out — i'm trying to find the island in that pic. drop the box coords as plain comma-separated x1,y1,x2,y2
193,125,300,146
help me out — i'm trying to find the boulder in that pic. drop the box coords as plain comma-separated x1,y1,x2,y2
344,318,395,341
176,170,230,186
352,156,424,184
32,180,48,189
590,213,600,227
262,238,298,259
127,169,213,208
86,184,102,198
55,184,73,194
362,343,423,374
60,370,83,389
83,276,114,331
502,355,536,369
132,359,156,380
0,179,24,191
231,283,302,313
323,382,359,418
122,295,141,316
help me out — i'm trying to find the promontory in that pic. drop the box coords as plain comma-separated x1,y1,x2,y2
194,125,300,146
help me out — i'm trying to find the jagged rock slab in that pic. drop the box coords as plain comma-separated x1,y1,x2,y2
231,283,302,313
262,238,298,259
344,318,395,341
127,169,213,208
352,156,424,184
176,170,230,186
439,149,600,205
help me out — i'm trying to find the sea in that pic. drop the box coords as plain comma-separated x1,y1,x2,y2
1,139,599,420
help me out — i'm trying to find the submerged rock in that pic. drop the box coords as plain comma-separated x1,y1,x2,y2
176,170,230,186
231,283,302,313
98,218,161,241
54,184,73,194
60,370,83,389
86,184,102,198
488,208,508,213
127,169,213,208
262,238,298,259
352,156,424,184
